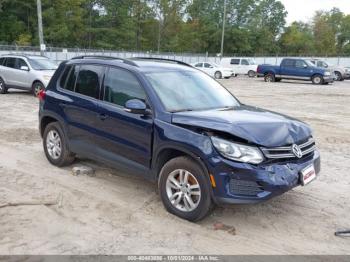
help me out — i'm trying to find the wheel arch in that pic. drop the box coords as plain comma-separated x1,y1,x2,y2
153,146,215,200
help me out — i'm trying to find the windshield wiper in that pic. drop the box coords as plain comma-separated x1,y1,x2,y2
170,109,194,113
217,106,236,111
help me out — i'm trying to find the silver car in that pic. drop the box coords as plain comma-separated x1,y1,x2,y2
0,54,58,96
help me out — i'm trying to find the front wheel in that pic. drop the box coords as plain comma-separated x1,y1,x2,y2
312,75,324,85
214,71,222,79
158,156,213,222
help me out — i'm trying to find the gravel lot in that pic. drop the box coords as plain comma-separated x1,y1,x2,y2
0,77,349,255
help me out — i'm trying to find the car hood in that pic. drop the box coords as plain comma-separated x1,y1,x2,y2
171,105,312,147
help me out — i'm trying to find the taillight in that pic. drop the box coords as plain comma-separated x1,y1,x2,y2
38,90,46,101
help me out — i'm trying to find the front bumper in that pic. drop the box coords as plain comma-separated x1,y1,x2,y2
323,76,334,83
210,150,321,205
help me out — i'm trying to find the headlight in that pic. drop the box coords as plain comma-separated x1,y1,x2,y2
211,137,264,164
43,75,52,81
324,72,331,76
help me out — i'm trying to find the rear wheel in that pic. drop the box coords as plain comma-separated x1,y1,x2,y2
0,77,7,94
334,71,344,81
248,70,256,78
43,122,75,167
32,81,45,97
214,71,222,79
264,73,275,82
312,75,324,85
158,156,213,222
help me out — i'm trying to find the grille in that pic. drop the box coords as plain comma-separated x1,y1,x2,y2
261,137,316,160
229,179,264,196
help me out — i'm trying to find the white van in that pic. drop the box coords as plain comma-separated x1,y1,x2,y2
220,57,258,77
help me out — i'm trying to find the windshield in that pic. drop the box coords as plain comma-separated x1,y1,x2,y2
145,70,240,112
305,60,315,67
28,58,58,70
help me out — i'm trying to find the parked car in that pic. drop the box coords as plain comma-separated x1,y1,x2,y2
308,59,350,81
191,62,235,79
0,54,58,96
257,58,333,85
220,57,257,77
39,56,320,221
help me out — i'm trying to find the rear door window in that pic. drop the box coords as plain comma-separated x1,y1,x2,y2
5,58,16,68
230,59,240,65
0,58,5,66
194,63,202,68
75,65,104,98
282,59,295,67
104,67,146,107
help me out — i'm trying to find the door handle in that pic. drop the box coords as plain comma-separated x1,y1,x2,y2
98,113,109,121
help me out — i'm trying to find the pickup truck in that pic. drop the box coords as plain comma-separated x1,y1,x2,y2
257,58,333,85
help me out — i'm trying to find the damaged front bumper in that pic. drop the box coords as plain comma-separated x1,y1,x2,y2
210,149,321,204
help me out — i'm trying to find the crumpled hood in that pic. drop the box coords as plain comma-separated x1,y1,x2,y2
171,105,312,147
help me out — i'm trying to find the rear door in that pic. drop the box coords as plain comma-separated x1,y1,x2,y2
58,64,105,154
230,58,241,73
96,66,153,172
2,57,17,86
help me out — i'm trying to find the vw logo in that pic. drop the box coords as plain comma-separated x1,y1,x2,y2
292,144,303,158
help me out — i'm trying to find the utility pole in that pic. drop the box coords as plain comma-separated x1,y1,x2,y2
220,0,227,58
37,0,45,55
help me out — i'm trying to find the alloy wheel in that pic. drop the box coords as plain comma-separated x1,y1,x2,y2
46,130,62,160
166,169,201,212
34,84,44,97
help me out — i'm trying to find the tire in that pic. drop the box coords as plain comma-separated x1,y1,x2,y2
32,81,45,97
0,77,7,94
248,70,256,78
264,73,275,82
158,156,213,222
43,122,75,167
312,75,324,85
334,71,344,81
214,71,222,79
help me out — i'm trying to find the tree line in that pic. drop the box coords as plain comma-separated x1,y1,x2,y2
1,0,350,56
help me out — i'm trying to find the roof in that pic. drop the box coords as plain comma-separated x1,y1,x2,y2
0,54,49,59
68,56,196,73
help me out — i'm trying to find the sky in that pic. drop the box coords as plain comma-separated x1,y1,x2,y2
280,0,350,24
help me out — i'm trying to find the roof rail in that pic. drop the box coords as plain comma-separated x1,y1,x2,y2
71,55,138,67
131,57,192,67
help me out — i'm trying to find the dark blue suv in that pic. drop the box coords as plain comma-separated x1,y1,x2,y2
39,56,321,221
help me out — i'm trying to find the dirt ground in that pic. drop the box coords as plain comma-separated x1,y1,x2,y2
0,77,349,255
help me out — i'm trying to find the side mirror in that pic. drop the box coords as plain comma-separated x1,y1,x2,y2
303,64,308,69
20,66,29,71
124,99,148,115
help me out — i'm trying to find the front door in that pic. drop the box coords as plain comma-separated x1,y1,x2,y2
96,66,153,173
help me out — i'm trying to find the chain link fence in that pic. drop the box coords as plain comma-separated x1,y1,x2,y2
1,45,350,66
